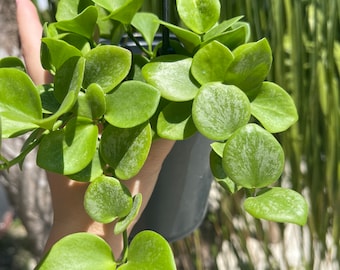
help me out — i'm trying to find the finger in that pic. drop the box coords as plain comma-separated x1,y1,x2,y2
16,0,51,84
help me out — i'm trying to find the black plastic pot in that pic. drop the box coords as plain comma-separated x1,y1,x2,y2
131,134,212,242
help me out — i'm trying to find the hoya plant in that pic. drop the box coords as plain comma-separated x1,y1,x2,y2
0,0,307,268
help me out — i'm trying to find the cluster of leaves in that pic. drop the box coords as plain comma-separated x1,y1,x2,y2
0,0,308,268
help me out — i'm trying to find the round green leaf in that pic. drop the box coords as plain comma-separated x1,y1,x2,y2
0,57,26,71
192,83,251,141
54,56,85,103
114,193,142,235
96,0,144,24
160,21,201,53
192,40,234,85
119,230,176,270
222,124,285,188
56,0,93,21
142,55,199,101
105,81,160,128
37,232,116,270
78,83,106,120
84,176,132,223
132,12,160,51
37,117,98,175
67,149,103,182
244,187,308,226
157,101,197,140
225,38,272,93
55,6,98,39
83,45,131,93
100,123,152,180
251,82,298,133
0,69,41,137
41,38,82,72
176,0,221,34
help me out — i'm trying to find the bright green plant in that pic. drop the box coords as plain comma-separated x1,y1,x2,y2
0,0,308,268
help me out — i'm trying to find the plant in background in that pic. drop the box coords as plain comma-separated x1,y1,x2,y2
0,0,308,268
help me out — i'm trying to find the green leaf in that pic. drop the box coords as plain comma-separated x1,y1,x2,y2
225,38,272,93
54,56,85,103
105,81,160,128
208,22,250,51
41,38,82,72
251,82,299,133
132,13,160,51
203,16,244,41
37,117,98,175
0,57,26,71
37,233,116,270
244,187,308,226
95,0,144,24
192,83,251,141
0,69,41,137
54,6,98,39
67,149,103,182
119,231,176,270
100,123,152,180
210,141,225,158
176,0,221,34
157,101,197,140
77,83,106,120
114,193,142,235
84,176,132,223
160,21,201,53
191,41,234,85
142,55,199,101
83,45,131,93
55,0,94,21
210,150,237,193
38,57,86,130
222,124,285,188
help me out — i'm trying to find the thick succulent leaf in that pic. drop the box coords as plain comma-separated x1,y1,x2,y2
39,57,85,130
84,176,132,223
83,45,131,93
192,83,251,141
210,141,225,158
41,38,82,72
176,0,221,34
0,57,26,71
142,55,199,101
37,233,116,270
244,187,308,226
0,69,41,137
114,193,142,235
191,41,234,85
100,123,152,180
119,231,176,270
132,13,160,51
37,118,98,175
105,81,160,128
208,22,250,50
157,101,197,140
54,56,85,103
77,83,106,120
54,6,98,39
159,21,201,53
67,149,103,182
225,38,272,93
251,82,298,133
203,16,244,41
222,124,285,188
55,0,94,21
95,0,144,24
210,150,237,193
